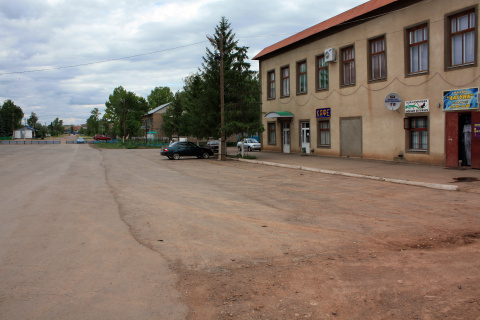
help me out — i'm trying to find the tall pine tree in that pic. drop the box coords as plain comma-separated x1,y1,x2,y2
185,17,263,140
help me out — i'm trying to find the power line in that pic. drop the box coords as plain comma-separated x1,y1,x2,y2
0,41,208,76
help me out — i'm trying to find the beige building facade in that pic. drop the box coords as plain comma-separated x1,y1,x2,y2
142,102,171,141
254,0,479,168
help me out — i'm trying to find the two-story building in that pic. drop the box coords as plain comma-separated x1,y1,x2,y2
142,102,172,141
254,0,479,168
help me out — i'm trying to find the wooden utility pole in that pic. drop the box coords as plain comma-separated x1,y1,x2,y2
207,32,226,160
123,98,126,143
219,33,226,160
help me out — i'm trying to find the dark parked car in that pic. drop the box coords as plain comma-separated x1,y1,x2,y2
205,140,219,153
161,141,214,160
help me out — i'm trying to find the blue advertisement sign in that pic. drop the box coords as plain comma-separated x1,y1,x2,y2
316,108,331,118
443,88,478,111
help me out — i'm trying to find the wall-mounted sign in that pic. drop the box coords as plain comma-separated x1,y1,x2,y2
443,88,478,111
316,108,331,118
474,124,480,138
385,92,401,111
405,99,429,113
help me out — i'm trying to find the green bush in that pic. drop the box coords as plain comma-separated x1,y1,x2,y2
230,153,256,159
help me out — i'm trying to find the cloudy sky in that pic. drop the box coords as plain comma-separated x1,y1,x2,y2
1,0,366,125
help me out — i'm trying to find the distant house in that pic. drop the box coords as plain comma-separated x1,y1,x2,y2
14,126,34,139
142,102,172,141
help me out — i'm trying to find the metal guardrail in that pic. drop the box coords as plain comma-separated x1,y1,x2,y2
66,140,95,144
1,140,61,144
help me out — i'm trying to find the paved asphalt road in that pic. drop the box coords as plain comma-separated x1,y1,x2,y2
0,145,187,320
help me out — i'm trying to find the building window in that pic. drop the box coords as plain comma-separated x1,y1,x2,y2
407,117,428,150
316,55,329,90
369,36,386,80
318,120,330,147
341,46,355,86
281,66,290,97
267,70,275,99
407,24,429,74
297,60,307,94
268,122,276,145
448,9,476,67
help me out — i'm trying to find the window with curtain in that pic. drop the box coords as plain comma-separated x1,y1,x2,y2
409,117,428,150
297,61,307,94
408,24,428,74
449,9,476,67
341,46,355,86
281,66,290,97
370,36,386,80
317,55,328,90
318,120,330,147
267,70,275,99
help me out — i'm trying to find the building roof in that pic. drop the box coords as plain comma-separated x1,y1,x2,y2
15,126,34,131
253,0,399,60
146,102,172,115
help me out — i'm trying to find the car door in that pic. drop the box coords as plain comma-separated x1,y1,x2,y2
185,142,198,156
176,142,189,156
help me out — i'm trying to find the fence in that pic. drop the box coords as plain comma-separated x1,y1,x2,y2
1,140,61,144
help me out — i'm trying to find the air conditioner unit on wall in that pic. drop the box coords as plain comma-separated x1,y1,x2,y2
324,48,336,62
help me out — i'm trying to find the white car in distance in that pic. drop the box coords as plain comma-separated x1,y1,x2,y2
237,138,261,151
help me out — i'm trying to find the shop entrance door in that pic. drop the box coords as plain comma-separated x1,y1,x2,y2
282,123,290,153
300,122,310,154
445,111,479,168
445,112,459,167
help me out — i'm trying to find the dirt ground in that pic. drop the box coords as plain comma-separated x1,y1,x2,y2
1,143,479,320
101,147,480,320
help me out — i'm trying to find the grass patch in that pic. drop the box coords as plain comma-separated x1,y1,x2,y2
229,153,257,159
91,141,166,149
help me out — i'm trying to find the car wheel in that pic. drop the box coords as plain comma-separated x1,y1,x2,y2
173,153,180,160
202,152,209,159
238,146,242,151
248,146,252,152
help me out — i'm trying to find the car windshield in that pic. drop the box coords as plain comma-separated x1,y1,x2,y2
246,139,258,143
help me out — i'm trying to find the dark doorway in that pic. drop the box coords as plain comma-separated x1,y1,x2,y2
458,113,472,167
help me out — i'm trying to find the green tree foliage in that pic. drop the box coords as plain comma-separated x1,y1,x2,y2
104,86,148,139
0,99,24,135
34,123,48,139
183,17,263,140
162,91,187,139
27,112,38,128
86,107,101,135
0,113,6,137
27,112,38,137
147,86,174,110
49,118,64,136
